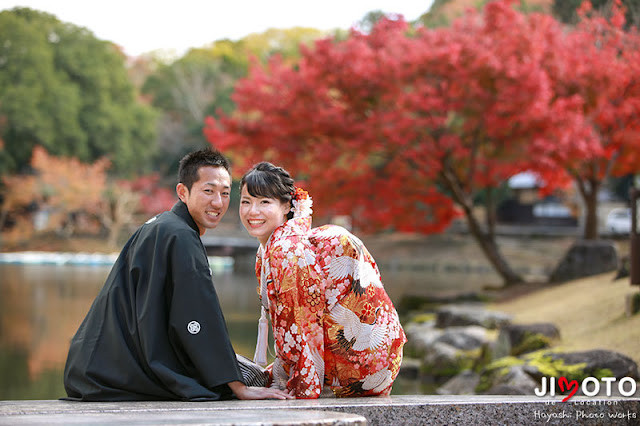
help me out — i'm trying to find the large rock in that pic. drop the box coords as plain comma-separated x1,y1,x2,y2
403,320,442,356
483,365,541,395
405,321,489,352
548,349,639,380
406,319,492,379
549,240,618,283
494,323,561,358
398,358,421,380
435,304,512,329
421,341,478,378
434,326,488,351
436,370,480,395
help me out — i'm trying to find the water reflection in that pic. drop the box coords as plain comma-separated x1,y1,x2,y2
0,263,264,400
0,265,103,399
0,258,504,400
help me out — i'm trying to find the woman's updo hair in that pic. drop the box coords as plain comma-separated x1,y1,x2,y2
241,162,295,220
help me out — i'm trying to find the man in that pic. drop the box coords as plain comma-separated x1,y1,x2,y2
63,149,292,401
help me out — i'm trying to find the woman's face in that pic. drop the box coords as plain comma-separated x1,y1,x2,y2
239,185,291,246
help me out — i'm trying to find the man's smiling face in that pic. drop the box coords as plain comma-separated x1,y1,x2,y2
177,166,231,235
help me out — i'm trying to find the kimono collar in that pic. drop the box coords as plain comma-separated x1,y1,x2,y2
171,201,200,235
262,216,312,253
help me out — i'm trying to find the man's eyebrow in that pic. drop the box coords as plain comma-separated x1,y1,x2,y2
204,182,231,189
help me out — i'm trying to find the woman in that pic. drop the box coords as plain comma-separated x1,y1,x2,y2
239,162,406,399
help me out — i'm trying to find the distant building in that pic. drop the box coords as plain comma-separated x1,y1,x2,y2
497,172,578,226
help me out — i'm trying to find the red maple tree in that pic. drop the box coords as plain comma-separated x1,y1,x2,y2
204,1,638,285
534,0,640,239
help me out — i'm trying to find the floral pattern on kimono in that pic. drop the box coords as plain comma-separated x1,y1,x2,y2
256,216,407,399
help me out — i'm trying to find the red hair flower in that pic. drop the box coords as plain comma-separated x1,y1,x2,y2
291,187,313,218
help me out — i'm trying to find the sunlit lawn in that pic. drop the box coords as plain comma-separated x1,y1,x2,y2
490,271,640,366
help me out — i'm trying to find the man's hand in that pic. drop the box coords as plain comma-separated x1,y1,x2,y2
228,381,294,400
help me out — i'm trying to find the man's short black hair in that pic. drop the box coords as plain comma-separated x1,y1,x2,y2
178,148,231,191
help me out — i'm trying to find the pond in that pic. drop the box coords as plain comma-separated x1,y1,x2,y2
0,241,544,400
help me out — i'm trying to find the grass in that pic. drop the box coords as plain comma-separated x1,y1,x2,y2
488,272,640,367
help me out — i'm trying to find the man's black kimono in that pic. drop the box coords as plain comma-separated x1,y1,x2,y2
63,201,243,401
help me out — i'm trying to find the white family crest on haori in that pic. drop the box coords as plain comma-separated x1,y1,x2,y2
187,321,201,334
329,303,387,351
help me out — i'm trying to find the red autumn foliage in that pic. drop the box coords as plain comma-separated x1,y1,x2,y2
204,3,563,230
533,0,640,239
127,174,176,216
204,0,640,284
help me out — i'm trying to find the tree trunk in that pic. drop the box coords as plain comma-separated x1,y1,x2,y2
0,208,8,233
577,177,600,240
99,190,139,250
464,207,525,286
439,165,524,286
107,222,122,250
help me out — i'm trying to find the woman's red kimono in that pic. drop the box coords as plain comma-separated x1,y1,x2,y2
255,216,407,399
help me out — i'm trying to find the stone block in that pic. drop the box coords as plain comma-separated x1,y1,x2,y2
549,240,618,283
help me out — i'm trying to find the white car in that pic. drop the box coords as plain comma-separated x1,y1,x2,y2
606,208,633,235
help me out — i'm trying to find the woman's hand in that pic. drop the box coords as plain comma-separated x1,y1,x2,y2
228,381,295,400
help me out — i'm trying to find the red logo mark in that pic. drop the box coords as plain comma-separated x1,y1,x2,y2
558,376,579,402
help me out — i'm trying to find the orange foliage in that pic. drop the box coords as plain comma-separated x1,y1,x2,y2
1,147,176,246
1,174,39,209
30,146,110,216
1,215,35,245
0,147,111,241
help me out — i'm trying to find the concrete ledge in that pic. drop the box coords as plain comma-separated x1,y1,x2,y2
0,405,365,425
1,395,639,425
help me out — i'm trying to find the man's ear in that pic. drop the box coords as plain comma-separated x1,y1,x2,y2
176,183,188,203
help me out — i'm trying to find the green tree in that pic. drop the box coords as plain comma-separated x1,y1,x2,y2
0,8,157,175
142,47,245,174
355,10,388,33
420,0,552,28
242,27,328,62
553,0,640,28
142,28,327,173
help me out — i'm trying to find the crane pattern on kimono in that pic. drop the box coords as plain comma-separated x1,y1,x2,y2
334,367,393,397
329,303,388,352
320,231,383,296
